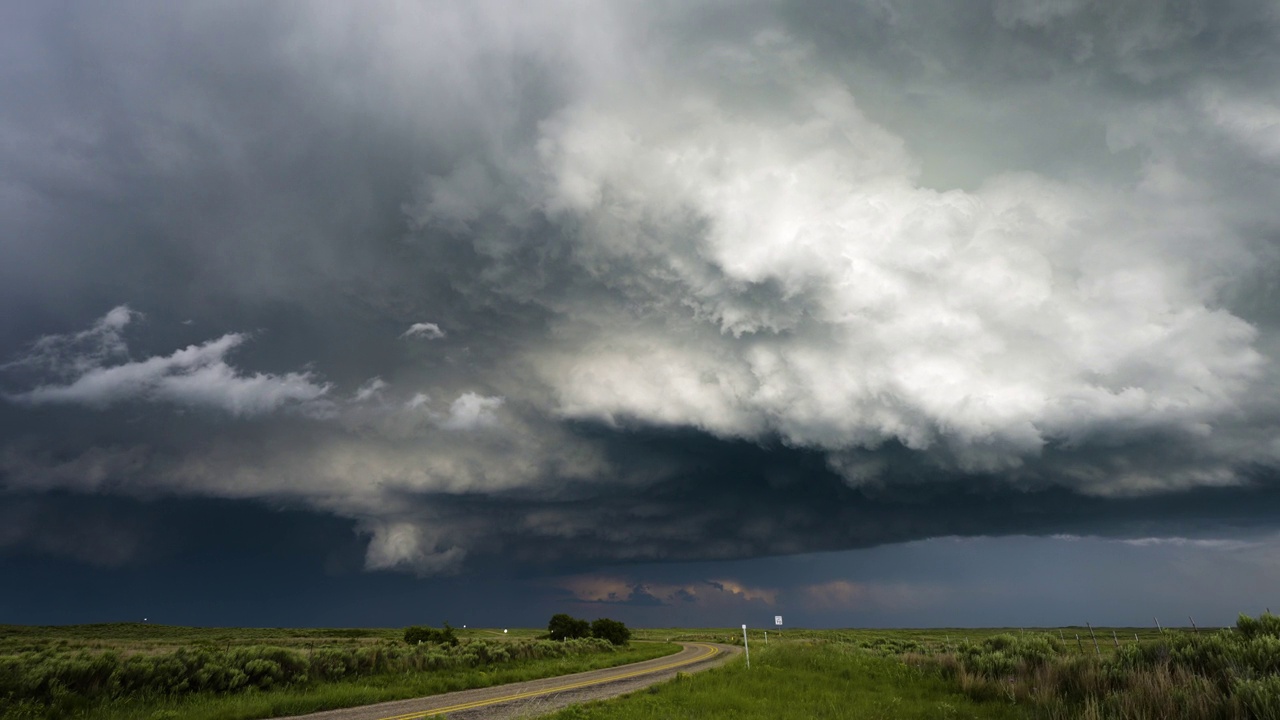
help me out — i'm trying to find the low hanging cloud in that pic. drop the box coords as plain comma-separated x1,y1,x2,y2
3,307,331,416
352,377,389,403
799,580,943,613
0,305,135,378
401,322,446,340
557,574,778,608
441,392,505,431
362,520,466,574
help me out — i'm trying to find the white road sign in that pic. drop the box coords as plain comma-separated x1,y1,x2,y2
775,615,783,626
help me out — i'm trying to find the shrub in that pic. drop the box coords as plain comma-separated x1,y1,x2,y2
590,618,631,646
1234,675,1280,718
403,623,458,646
0,634,621,716
1238,611,1280,641
910,614,1280,719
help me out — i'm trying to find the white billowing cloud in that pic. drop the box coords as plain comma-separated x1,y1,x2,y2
441,392,504,430
330,389,510,447
1120,536,1259,550
401,322,445,340
0,305,136,378
419,32,1269,487
4,308,331,416
353,377,388,402
363,520,466,574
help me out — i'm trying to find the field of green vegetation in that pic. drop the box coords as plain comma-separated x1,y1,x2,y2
576,614,1280,719
546,641,1026,720
6,615,1279,720
0,623,674,720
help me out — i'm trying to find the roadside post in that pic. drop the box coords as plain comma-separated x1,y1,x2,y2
742,624,750,669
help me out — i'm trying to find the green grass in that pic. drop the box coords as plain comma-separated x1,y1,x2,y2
75,642,678,720
546,621,1274,720
540,643,1028,720
0,623,678,720
6,622,1257,720
0,624,539,656
909,614,1280,719
632,626,1180,651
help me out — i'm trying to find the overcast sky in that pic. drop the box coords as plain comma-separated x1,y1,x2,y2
3,0,1280,628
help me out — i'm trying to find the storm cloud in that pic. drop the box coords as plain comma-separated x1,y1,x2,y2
3,0,1280,616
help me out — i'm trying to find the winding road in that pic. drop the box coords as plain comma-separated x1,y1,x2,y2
284,642,738,720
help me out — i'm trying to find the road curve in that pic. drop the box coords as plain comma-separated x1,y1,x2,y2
283,642,739,720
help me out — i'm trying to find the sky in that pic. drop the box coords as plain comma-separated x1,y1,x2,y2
2,0,1280,629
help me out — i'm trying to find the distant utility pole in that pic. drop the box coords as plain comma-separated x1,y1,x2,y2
742,624,750,669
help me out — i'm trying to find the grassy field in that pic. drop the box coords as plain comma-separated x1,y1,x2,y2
0,624,675,720
632,625,1174,651
573,615,1280,720
543,642,1026,720
0,623,546,655
7,618,1278,720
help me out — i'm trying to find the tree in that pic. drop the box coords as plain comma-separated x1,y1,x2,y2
547,613,591,641
590,617,631,646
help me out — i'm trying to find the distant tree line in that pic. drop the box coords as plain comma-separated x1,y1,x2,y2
547,614,631,646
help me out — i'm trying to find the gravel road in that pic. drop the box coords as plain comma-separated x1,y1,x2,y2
282,642,739,720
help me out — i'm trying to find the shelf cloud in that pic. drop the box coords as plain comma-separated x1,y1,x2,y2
2,0,1279,614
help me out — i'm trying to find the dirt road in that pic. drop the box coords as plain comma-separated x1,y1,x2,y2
283,642,738,720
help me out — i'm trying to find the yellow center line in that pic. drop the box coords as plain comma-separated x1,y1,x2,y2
376,643,720,720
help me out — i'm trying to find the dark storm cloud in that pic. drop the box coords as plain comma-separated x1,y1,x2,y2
0,491,365,571
315,430,1280,571
3,0,1280,581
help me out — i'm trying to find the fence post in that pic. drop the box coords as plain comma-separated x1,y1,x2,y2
742,624,750,669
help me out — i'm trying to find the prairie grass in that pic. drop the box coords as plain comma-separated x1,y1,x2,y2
77,643,676,720
632,626,1169,653
540,642,1027,720
903,612,1280,719
0,626,676,720
565,616,1280,720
